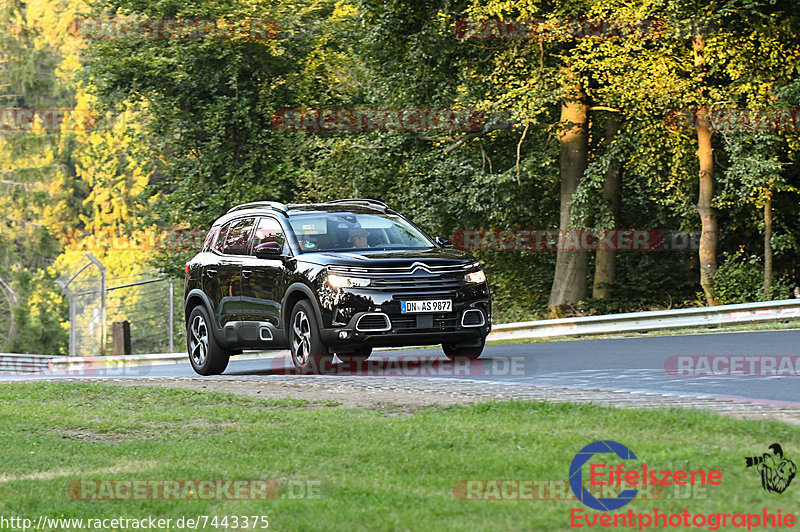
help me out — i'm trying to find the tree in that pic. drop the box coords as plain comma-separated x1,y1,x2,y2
592,112,622,299
549,76,589,309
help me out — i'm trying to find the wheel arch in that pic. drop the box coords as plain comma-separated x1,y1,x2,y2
184,289,214,325
282,283,324,333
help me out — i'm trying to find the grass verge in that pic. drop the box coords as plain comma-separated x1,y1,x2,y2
1,382,799,531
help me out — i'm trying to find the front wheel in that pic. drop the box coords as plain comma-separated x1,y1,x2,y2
289,300,332,373
442,339,485,360
187,306,230,375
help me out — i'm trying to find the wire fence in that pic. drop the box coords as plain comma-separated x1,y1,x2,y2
57,253,185,356
56,254,105,358
106,275,184,354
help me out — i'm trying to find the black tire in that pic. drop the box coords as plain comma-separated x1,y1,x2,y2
336,347,373,363
442,339,485,360
187,306,230,375
289,300,332,374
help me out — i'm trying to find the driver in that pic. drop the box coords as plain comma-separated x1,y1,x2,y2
348,228,369,248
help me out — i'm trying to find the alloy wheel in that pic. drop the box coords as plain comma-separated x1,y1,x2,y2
189,314,209,367
292,310,312,365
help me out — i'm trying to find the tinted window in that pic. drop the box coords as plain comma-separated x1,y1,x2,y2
221,217,255,255
212,222,231,253
252,217,286,255
202,226,221,252
288,211,433,252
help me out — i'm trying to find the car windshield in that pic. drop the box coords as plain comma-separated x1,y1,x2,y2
288,211,434,252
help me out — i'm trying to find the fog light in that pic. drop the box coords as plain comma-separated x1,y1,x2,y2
338,330,349,339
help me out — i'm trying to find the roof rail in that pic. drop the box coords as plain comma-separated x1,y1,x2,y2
324,198,390,210
227,201,289,215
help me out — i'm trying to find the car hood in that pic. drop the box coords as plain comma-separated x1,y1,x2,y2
296,247,478,269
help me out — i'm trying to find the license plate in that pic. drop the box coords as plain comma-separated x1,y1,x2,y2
400,299,452,313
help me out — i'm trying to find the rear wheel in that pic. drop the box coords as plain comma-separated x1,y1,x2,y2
187,306,230,375
442,339,484,360
289,300,332,373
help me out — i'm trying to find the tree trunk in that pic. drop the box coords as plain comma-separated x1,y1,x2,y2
693,35,718,306
696,108,718,305
764,195,772,297
548,79,589,312
592,113,622,300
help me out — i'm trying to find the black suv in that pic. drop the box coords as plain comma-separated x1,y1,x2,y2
184,199,491,375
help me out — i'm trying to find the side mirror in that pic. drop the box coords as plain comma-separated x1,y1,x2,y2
435,236,453,248
253,241,283,258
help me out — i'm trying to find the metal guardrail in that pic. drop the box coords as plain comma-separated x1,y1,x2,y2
487,298,800,341
0,350,290,375
0,353,53,374
2,299,800,372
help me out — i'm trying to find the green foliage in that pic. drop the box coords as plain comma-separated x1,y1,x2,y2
713,250,792,304
82,0,346,231
7,265,69,355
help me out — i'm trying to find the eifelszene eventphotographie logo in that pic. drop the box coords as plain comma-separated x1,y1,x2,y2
745,443,796,494
568,440,722,512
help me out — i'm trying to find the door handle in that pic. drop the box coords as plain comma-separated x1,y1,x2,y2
205,269,217,278
242,269,253,278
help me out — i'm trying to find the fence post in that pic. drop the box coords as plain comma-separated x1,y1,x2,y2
85,253,107,355
112,320,131,356
168,278,174,353
68,290,76,357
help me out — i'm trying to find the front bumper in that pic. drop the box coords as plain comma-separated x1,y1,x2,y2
320,303,491,351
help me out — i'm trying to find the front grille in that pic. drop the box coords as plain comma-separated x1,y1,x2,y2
392,313,459,332
371,274,464,293
328,262,473,294
391,293,457,301
328,262,475,275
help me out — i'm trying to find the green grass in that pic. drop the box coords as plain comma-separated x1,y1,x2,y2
1,383,799,531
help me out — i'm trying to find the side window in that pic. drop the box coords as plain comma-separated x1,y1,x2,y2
251,217,286,253
212,222,231,253
202,226,220,252
221,218,256,255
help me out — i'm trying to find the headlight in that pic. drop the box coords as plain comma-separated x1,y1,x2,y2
465,269,486,284
327,274,371,289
